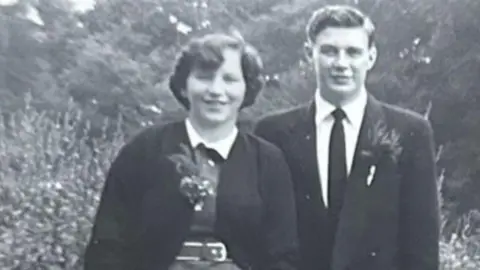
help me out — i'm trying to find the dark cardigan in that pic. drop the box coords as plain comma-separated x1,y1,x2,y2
84,120,300,270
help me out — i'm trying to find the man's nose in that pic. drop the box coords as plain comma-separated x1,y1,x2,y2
333,51,349,69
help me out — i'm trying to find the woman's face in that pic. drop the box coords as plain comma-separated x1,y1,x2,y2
184,48,246,127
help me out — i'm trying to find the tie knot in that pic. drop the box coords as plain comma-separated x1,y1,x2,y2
332,108,346,121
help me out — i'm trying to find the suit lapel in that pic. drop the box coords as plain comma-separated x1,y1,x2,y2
289,102,327,214
331,95,386,270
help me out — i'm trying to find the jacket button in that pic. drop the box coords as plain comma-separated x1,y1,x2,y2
370,251,377,257
305,195,310,200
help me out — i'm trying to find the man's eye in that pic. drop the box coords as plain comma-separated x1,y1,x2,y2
347,48,363,56
224,75,239,82
320,47,337,55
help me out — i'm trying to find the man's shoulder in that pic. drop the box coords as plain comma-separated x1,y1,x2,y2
255,103,309,130
378,100,433,135
242,131,286,158
260,103,308,121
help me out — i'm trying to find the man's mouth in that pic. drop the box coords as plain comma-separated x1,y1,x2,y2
331,75,351,83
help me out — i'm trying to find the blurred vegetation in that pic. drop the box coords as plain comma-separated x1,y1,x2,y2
0,0,479,268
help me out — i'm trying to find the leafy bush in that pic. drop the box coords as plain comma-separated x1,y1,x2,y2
0,97,124,269
0,96,478,269
437,157,480,269
440,232,480,270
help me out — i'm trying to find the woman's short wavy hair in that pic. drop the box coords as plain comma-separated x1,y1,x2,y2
168,32,265,109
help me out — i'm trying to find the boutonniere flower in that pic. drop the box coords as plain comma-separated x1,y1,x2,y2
366,165,376,187
361,121,403,186
167,143,215,211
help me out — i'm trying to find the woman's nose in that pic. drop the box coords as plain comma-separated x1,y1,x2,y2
207,78,225,95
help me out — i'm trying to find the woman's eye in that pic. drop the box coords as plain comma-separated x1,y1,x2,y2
194,72,214,80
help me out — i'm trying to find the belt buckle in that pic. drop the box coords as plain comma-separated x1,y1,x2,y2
176,241,202,261
176,241,228,262
206,241,227,262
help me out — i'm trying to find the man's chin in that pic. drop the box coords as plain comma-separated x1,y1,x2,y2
321,85,360,104
329,83,355,92
330,85,360,97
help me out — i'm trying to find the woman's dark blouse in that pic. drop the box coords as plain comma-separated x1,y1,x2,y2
84,121,300,270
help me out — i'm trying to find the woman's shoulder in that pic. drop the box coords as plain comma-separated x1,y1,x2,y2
118,120,184,156
240,131,286,160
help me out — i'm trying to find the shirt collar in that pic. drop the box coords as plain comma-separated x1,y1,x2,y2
314,88,367,129
185,119,238,159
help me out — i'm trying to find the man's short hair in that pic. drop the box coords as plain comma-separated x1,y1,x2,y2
305,5,375,46
169,33,265,109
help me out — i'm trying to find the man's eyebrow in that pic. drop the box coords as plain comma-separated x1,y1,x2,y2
346,46,365,51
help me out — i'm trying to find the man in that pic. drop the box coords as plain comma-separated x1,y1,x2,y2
254,5,440,270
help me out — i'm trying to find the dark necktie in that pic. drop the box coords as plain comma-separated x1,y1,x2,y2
328,108,347,219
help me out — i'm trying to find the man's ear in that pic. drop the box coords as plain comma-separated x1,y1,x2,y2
304,42,314,62
367,44,378,70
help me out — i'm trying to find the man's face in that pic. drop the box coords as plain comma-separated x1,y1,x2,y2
310,27,376,103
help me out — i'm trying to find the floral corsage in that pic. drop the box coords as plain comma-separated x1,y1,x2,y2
361,121,403,186
167,143,215,211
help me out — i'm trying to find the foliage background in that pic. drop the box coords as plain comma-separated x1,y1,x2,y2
0,0,479,268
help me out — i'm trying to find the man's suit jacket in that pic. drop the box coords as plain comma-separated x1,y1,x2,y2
254,94,440,270
83,120,299,270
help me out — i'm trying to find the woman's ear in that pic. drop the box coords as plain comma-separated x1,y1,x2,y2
304,42,314,62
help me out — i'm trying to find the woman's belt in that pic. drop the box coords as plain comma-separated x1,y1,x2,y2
176,240,231,262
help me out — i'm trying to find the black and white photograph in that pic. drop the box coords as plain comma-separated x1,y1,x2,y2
0,0,479,269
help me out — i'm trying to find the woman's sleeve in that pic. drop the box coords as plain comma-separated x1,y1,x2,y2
83,137,144,270
259,142,300,270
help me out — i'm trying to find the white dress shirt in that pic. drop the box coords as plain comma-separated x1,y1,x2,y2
185,119,238,160
314,89,368,207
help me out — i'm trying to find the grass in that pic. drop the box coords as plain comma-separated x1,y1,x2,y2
0,97,478,269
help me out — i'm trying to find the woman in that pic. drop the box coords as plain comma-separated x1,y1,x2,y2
83,32,299,270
